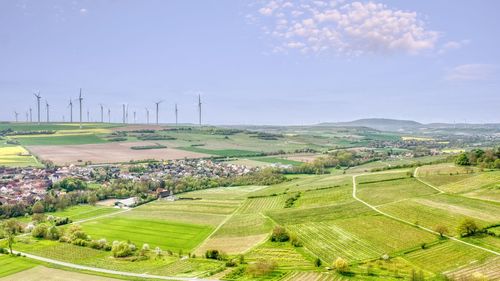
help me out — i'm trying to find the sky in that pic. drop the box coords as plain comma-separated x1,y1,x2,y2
0,0,499,125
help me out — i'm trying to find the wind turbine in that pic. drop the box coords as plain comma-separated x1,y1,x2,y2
108,108,111,123
154,100,163,125
25,111,29,122
145,108,150,124
45,100,50,123
68,99,73,123
122,104,126,124
34,92,42,125
198,94,202,126
87,108,90,122
29,107,33,123
14,111,19,122
133,111,136,124
175,104,178,125
99,104,104,123
78,89,83,129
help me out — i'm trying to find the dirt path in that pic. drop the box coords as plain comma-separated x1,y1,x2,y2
351,174,499,256
413,167,445,193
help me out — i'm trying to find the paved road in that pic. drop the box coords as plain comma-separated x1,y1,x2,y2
351,174,499,256
10,250,219,281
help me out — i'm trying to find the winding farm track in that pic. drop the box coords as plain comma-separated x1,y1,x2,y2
413,167,445,194
351,173,500,256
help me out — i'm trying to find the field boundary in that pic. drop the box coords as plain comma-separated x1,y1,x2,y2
352,174,499,256
413,167,445,194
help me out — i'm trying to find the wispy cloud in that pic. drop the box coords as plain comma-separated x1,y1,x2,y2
445,64,497,81
249,0,440,56
438,39,469,54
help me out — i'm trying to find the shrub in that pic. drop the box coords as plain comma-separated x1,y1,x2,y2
333,257,349,274
54,217,72,226
225,259,238,267
314,258,322,267
31,224,48,238
457,218,480,237
205,249,226,260
247,260,276,277
289,232,302,247
46,225,61,240
112,241,134,258
270,226,289,242
72,238,89,247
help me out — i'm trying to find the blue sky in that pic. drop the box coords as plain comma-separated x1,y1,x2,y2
0,0,499,125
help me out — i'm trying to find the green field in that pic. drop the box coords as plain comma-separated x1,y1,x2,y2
81,216,213,251
0,255,38,277
13,134,108,146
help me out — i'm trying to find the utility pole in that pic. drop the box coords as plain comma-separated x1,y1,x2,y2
78,89,83,129
34,92,41,125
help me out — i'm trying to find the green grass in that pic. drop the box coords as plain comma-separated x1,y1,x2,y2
178,146,263,157
250,156,303,166
356,177,438,206
12,134,108,146
0,123,117,132
81,216,213,251
0,255,38,277
44,205,120,221
245,242,315,271
403,240,495,273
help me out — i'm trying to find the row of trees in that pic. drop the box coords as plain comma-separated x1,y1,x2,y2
455,148,500,168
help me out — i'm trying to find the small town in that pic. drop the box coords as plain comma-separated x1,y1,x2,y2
0,159,254,206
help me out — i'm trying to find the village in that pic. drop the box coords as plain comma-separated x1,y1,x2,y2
0,159,254,207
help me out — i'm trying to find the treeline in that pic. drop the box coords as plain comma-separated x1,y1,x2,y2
455,148,500,169
284,150,363,174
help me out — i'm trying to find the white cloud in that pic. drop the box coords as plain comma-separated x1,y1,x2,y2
438,39,469,54
446,64,497,81
79,8,88,15
250,0,439,56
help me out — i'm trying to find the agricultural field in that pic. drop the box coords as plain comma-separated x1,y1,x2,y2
27,141,209,165
80,216,213,252
0,145,41,167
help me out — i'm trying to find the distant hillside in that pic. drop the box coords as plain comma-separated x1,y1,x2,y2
319,118,422,131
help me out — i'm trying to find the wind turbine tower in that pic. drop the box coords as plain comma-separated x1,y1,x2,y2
145,108,150,124
100,104,104,123
133,111,136,124
29,107,33,123
108,108,111,123
45,100,50,123
68,99,73,123
154,101,163,125
122,104,126,124
34,92,42,125
78,89,83,129
175,104,178,125
14,111,19,122
25,111,29,122
198,94,202,126
87,109,90,122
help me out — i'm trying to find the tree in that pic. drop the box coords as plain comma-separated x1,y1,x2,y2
434,225,449,238
31,223,48,238
455,153,470,166
87,194,98,206
270,226,289,242
314,257,322,267
111,241,133,258
333,257,349,273
494,159,500,169
32,201,45,214
2,219,22,254
457,218,479,237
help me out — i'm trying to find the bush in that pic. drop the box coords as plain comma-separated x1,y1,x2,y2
333,257,349,274
247,260,276,277
205,249,224,260
225,259,238,267
72,238,89,247
112,241,134,258
31,224,48,238
314,258,322,267
270,226,289,242
46,225,61,240
457,218,480,237
289,232,302,247
54,217,72,226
